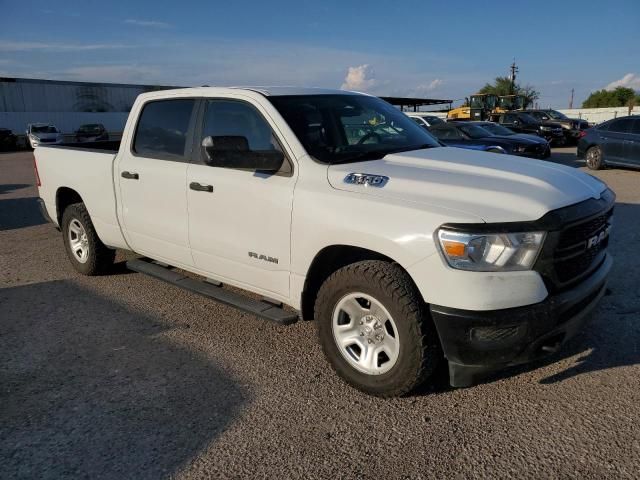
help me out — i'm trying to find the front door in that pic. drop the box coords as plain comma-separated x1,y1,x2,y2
116,98,197,267
624,119,640,164
186,98,295,298
601,117,634,162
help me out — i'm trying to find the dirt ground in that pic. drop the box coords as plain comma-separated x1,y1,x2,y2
1,148,639,479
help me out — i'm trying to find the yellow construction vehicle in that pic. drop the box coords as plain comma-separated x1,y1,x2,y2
495,94,526,113
447,94,498,121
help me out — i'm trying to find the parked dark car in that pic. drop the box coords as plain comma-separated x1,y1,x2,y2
472,121,551,158
577,115,640,170
428,122,549,158
75,124,109,143
491,112,565,145
522,109,589,143
0,128,18,151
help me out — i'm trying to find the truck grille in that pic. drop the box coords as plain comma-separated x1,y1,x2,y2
552,208,613,285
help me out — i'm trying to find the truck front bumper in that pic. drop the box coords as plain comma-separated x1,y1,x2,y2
430,253,612,387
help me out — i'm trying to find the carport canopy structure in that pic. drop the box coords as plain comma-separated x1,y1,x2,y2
381,96,453,112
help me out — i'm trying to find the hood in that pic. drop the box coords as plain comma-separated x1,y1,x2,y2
327,147,606,223
484,135,539,145
539,121,563,129
509,133,547,143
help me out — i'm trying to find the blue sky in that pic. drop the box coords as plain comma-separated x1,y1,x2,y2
1,0,639,108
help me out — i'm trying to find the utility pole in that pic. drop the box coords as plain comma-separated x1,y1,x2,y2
569,88,574,109
509,59,518,95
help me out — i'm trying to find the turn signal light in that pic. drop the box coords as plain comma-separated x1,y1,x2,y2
442,240,466,257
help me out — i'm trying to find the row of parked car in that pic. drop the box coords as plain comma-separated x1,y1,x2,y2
406,111,640,169
0,123,110,151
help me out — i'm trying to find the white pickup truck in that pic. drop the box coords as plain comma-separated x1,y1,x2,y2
35,87,614,396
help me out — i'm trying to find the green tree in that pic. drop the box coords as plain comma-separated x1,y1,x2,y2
582,87,640,108
477,76,540,108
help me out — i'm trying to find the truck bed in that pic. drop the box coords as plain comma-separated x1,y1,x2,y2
35,142,128,250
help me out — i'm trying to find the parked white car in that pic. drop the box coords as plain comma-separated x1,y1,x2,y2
404,111,447,127
26,123,64,148
34,87,614,396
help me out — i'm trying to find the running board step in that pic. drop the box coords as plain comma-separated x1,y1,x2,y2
126,258,299,325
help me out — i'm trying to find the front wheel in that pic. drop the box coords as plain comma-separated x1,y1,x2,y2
585,146,604,170
315,260,441,397
62,203,115,275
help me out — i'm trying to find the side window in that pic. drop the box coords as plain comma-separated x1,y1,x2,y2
133,99,196,159
608,118,633,133
502,114,514,123
410,117,425,126
431,126,462,140
200,100,287,171
631,120,640,135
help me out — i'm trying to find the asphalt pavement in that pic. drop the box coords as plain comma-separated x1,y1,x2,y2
1,148,639,479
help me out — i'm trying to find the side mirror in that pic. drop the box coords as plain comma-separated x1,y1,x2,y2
201,135,285,172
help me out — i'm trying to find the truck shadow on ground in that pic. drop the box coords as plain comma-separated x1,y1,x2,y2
549,150,584,168
0,197,46,231
0,184,32,195
0,280,249,479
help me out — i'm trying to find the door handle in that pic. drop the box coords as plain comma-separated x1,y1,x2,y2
121,171,139,180
189,182,213,193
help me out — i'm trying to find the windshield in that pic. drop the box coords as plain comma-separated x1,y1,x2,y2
470,96,485,109
78,124,104,134
31,125,58,134
546,110,568,120
458,124,493,139
423,116,444,125
268,95,440,164
480,123,515,135
519,113,539,124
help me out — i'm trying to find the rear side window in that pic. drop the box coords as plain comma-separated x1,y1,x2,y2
133,99,196,159
607,118,634,133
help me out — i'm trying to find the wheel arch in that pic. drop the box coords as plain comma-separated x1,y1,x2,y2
300,244,424,321
55,187,84,226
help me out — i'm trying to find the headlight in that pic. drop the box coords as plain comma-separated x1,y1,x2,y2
540,126,551,131
437,228,546,271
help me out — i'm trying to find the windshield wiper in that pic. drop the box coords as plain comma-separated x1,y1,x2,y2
333,144,437,164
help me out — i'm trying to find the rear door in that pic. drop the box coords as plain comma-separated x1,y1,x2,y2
624,119,640,164
601,118,633,162
116,98,197,266
186,98,295,297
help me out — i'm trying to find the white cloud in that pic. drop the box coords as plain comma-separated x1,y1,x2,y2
605,73,640,91
341,64,377,91
124,19,171,28
0,41,129,52
414,78,443,93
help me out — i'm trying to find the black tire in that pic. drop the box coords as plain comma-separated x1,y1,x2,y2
315,260,441,397
585,145,604,170
61,203,115,275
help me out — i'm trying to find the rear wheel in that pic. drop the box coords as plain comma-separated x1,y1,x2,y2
585,146,604,170
62,203,115,275
316,260,441,397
